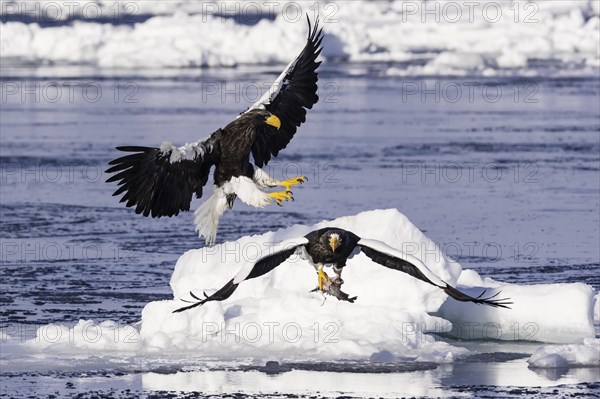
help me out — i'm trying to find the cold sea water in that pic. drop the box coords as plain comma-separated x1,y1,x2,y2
1,64,599,397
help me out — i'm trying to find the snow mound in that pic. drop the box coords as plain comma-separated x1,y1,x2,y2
142,209,466,361
140,209,596,360
2,0,598,75
527,338,600,368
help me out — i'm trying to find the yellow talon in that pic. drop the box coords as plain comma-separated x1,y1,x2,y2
268,191,293,206
317,267,329,291
280,176,306,192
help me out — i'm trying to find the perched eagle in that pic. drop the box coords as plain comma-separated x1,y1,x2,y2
173,228,512,313
106,18,323,246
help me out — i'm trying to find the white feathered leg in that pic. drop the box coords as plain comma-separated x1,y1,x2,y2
226,176,272,207
253,168,280,188
254,167,306,192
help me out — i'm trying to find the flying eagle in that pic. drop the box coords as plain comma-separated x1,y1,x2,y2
173,228,512,313
105,18,323,246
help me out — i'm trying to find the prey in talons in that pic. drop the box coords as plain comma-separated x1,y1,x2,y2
311,266,357,303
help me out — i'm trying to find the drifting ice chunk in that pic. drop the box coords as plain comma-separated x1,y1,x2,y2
438,281,595,344
143,209,467,360
139,209,595,360
1,2,598,75
527,338,600,368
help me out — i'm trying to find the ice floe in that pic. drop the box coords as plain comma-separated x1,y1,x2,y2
136,209,595,360
527,338,600,368
3,209,596,362
1,0,598,76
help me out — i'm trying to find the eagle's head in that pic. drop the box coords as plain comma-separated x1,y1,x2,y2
242,109,281,130
327,232,342,253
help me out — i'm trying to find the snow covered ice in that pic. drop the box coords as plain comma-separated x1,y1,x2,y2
4,209,595,365
138,209,596,360
2,0,599,76
439,280,596,343
142,209,463,361
527,338,600,369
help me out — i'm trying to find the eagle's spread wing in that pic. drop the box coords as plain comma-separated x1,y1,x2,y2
173,238,308,313
358,239,512,309
246,16,324,167
105,133,220,218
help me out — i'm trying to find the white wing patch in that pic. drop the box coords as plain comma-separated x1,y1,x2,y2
358,238,447,287
160,139,212,163
242,57,298,116
233,237,309,284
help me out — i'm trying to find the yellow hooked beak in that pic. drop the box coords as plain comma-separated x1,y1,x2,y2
329,236,340,253
265,114,281,130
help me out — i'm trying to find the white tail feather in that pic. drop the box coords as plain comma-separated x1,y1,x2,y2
194,187,229,246
194,178,272,246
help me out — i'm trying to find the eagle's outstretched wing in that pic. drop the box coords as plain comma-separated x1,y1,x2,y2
173,238,308,313
358,239,512,309
105,133,221,218
246,16,324,167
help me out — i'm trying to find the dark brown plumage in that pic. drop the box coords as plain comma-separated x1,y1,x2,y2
105,18,324,244
173,228,512,313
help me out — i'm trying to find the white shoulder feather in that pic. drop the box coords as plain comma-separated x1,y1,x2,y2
159,138,212,163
